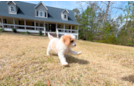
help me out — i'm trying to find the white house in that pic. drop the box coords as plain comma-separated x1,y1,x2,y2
0,1,80,39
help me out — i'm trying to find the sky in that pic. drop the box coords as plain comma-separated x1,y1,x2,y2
22,1,128,19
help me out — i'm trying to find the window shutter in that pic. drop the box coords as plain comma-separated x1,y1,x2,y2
37,11,38,16
45,12,46,17
64,15,66,19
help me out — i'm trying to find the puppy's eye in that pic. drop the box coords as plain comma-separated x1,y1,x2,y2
71,40,74,43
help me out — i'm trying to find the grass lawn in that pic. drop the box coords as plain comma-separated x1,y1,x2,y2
0,33,134,86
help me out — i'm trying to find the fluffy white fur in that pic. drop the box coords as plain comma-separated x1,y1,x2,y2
46,33,82,66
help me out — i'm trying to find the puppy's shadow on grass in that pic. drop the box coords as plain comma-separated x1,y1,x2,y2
52,54,89,65
122,74,134,83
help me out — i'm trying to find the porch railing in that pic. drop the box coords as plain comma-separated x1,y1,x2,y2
0,23,44,29
0,23,79,39
0,23,45,34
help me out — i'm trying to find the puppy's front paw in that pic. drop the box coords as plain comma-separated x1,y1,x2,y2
62,62,68,66
46,53,50,56
77,51,82,55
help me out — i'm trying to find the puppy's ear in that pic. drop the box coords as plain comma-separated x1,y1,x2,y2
62,35,70,46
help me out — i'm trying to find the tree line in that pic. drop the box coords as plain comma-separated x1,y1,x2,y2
73,1,134,46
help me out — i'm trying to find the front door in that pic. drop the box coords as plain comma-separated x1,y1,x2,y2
45,23,56,32
50,24,56,32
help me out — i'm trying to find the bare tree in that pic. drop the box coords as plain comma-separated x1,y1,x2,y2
130,1,133,27
103,1,110,22
76,1,84,13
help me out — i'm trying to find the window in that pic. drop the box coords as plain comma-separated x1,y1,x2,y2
18,21,20,25
69,26,71,29
32,22,34,26
15,20,19,24
39,10,44,17
64,15,66,19
10,6,14,12
8,19,12,24
36,23,38,26
40,23,43,27
4,19,7,24
45,12,46,17
40,12,43,16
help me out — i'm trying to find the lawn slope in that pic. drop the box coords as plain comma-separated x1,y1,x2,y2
0,33,134,86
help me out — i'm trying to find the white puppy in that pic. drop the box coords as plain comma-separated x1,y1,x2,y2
46,33,82,66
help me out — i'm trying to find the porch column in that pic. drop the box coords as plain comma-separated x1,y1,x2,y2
71,25,72,33
64,24,65,32
56,23,59,38
44,22,46,36
1,18,4,28
77,26,79,39
77,26,79,31
34,21,36,30
56,23,57,31
48,23,49,31
56,23,57,29
24,20,26,30
13,18,15,28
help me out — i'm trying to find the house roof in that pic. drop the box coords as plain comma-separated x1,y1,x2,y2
7,1,16,6
0,1,80,25
34,1,48,10
61,9,69,14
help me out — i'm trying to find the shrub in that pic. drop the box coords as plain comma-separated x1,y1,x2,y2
0,28,4,32
127,37,133,46
12,28,17,33
97,40,106,43
25,31,30,34
39,30,43,36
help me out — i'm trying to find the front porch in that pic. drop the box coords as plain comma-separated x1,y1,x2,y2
0,17,79,39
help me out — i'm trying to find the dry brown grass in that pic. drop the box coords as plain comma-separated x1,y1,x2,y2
0,33,134,86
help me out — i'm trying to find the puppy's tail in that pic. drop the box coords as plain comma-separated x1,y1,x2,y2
48,33,54,40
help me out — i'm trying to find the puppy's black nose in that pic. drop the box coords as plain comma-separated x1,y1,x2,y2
74,44,76,46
